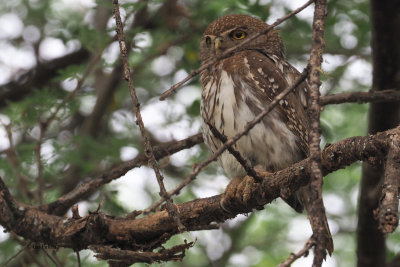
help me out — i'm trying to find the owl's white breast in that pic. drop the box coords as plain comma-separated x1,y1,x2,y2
201,67,302,178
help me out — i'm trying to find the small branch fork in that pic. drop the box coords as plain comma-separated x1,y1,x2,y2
377,135,400,234
112,0,184,231
34,49,104,205
278,238,316,267
159,0,315,100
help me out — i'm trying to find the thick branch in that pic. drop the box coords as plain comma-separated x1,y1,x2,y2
378,136,400,234
41,86,400,215
0,127,397,255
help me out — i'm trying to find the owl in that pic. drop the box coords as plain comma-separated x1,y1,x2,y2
199,14,333,254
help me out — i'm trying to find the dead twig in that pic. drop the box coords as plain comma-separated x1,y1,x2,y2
307,0,332,264
278,238,315,267
33,48,104,205
206,122,263,182
43,133,202,215
112,0,184,231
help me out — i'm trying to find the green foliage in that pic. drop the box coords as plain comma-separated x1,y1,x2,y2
1,0,397,266
79,26,112,53
56,63,88,82
186,99,200,117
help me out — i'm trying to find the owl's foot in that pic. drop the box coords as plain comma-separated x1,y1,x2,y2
220,175,264,213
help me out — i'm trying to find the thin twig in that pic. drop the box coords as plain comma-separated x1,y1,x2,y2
36,123,45,205
41,249,61,267
144,69,309,213
43,133,202,215
308,0,331,265
320,89,400,105
32,47,103,205
206,122,263,182
159,0,315,100
76,250,82,267
378,136,400,234
112,0,184,231
30,88,400,214
1,122,32,199
278,238,315,267
0,247,26,266
42,52,102,130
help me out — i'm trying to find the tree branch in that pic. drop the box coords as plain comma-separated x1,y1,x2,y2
377,135,400,234
0,126,397,264
320,89,400,106
206,122,263,182
307,0,331,263
37,87,399,216
113,0,184,231
41,133,203,215
144,69,309,213
90,241,194,265
278,238,315,267
0,49,90,109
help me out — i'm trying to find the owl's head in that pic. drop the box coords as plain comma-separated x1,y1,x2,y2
199,14,285,63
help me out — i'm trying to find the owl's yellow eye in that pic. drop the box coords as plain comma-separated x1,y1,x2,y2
231,30,246,40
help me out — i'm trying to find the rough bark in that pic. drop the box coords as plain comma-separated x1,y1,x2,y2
0,127,397,261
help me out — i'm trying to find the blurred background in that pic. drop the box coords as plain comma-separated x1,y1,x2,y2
0,0,398,266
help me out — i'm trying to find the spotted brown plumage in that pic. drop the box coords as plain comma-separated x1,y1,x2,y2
199,14,333,255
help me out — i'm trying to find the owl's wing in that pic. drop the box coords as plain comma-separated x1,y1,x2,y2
242,50,310,156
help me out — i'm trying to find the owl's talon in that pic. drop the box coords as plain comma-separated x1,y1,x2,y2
220,176,242,213
220,176,262,213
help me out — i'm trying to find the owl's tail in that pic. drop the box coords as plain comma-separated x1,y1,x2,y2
296,185,334,256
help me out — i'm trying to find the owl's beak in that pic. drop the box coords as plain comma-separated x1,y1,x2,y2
214,37,223,55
